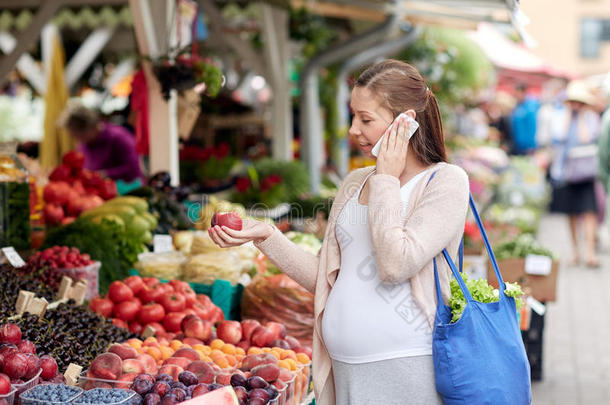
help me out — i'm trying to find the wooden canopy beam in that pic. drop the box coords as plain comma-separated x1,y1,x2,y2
0,0,63,88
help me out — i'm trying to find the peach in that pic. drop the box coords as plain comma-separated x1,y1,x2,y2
126,338,143,350
115,373,137,389
240,319,261,342
186,361,215,384
264,322,287,340
284,336,300,350
251,326,275,348
159,346,174,361
236,340,250,352
295,346,312,360
191,383,210,397
184,318,212,342
216,320,242,345
143,346,162,362
122,358,144,374
278,367,294,383
172,348,200,362
251,364,280,382
89,352,122,380
182,337,204,347
215,371,232,385
157,364,184,381
108,344,138,360
240,353,278,372
162,357,191,369
136,353,158,374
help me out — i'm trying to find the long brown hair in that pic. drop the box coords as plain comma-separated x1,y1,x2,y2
355,59,447,164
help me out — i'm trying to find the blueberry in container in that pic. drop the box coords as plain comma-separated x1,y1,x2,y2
72,388,138,405
20,383,83,405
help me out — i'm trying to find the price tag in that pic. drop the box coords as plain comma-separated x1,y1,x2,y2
64,363,83,386
527,296,546,316
153,235,173,253
525,254,552,276
2,247,25,267
142,325,156,338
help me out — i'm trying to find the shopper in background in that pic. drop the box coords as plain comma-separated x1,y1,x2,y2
60,103,144,183
549,81,601,268
208,60,470,405
511,83,540,155
597,76,610,239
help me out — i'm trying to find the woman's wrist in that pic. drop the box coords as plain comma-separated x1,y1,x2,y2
255,223,275,243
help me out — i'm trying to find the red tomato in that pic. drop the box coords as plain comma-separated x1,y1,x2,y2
169,280,197,308
163,312,187,333
197,294,213,308
182,308,196,317
138,303,166,324
129,322,143,335
88,297,114,318
113,300,140,322
139,284,166,304
144,322,166,335
124,276,145,295
112,318,128,329
160,292,186,313
108,281,134,303
142,277,160,288
191,302,213,321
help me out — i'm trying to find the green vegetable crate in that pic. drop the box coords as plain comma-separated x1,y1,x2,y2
128,269,243,320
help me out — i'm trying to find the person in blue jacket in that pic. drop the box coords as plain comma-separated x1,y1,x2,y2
511,84,541,155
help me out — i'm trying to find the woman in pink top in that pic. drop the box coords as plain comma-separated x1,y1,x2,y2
209,60,470,404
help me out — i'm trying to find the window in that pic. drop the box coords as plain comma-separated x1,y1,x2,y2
581,18,603,58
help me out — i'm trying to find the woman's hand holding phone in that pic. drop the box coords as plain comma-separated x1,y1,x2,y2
376,114,417,178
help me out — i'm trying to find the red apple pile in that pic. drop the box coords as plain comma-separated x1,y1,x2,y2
44,150,117,226
89,276,224,340
0,323,61,398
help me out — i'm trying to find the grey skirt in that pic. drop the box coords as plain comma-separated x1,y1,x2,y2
331,355,442,405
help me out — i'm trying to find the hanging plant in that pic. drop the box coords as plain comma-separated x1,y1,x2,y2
152,52,223,100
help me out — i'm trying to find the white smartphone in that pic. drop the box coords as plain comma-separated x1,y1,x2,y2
371,112,419,157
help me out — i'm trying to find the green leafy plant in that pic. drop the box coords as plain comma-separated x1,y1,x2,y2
449,272,524,323
493,234,554,261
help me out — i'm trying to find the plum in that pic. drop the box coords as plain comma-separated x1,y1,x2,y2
231,373,248,387
247,376,268,390
178,370,198,386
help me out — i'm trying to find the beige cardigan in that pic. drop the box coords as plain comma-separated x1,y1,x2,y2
254,162,469,405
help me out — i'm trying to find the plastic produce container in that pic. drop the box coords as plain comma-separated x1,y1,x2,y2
20,384,82,405
0,388,16,405
12,369,42,404
72,388,138,405
0,147,30,251
77,371,131,390
57,261,101,300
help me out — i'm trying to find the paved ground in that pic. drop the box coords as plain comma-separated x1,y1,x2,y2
531,214,610,405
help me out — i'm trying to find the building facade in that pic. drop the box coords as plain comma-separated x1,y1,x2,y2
520,0,610,77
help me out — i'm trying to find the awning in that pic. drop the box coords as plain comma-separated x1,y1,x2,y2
467,23,570,77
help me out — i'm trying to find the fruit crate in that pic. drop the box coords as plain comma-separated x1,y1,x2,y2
72,388,138,405
128,269,244,321
0,388,16,405
12,369,41,404
20,384,82,405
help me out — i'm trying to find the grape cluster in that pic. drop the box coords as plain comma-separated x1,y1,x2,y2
16,301,135,372
0,265,56,322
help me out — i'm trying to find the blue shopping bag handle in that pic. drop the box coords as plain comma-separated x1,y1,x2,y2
433,194,508,304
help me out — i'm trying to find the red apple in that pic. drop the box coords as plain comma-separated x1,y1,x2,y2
251,326,275,348
211,212,242,230
265,322,287,340
183,318,212,342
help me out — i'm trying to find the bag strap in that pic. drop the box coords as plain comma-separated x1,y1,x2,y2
431,190,508,306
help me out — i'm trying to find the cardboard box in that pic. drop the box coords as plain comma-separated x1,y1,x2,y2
487,258,559,302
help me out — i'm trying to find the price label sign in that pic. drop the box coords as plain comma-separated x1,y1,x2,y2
153,235,173,253
525,254,552,276
2,247,25,268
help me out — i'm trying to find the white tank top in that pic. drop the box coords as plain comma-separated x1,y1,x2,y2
322,170,433,364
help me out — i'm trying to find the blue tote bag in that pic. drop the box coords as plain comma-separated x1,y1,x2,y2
432,195,532,405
